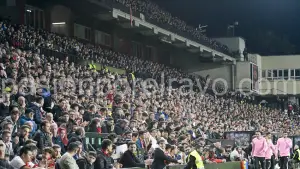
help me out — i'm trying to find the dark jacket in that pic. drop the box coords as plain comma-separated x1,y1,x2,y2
151,148,178,169
101,123,114,133
76,156,94,169
52,105,64,121
184,155,197,169
32,130,52,152
0,159,14,169
68,135,87,152
114,124,125,135
119,150,145,168
94,151,114,169
83,111,97,122
39,88,52,112
53,136,66,154
0,103,9,117
28,102,43,125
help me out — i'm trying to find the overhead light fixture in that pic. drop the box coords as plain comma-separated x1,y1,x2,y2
52,22,66,25
26,9,31,12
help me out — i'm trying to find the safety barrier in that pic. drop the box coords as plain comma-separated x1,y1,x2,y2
166,162,241,169
119,161,241,169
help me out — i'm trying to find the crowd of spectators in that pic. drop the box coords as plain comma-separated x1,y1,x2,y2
111,0,231,55
0,18,298,169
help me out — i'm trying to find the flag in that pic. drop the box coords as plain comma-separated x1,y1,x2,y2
130,5,133,26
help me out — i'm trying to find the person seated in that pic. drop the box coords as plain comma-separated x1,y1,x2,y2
76,151,97,169
38,147,56,169
230,147,246,161
204,146,226,164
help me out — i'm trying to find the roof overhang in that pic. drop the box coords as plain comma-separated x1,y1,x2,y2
111,8,236,64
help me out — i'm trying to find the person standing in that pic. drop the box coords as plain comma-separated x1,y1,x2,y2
292,145,300,169
276,132,292,169
184,144,205,169
59,142,80,169
252,131,267,169
151,139,181,169
265,132,276,169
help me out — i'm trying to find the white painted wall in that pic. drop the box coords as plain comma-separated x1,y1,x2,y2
260,80,300,95
261,55,300,69
259,54,300,95
235,62,251,91
213,37,246,60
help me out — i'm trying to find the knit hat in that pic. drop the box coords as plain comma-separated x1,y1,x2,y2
25,108,34,114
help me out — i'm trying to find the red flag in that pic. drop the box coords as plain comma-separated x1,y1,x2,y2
130,5,133,26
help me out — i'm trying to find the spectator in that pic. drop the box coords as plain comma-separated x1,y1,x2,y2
28,96,44,125
68,127,85,147
0,140,14,169
136,130,146,151
88,118,102,133
1,130,13,159
229,147,246,161
10,146,34,169
15,96,26,115
58,127,68,147
0,93,10,117
17,125,31,148
94,139,116,169
151,139,180,169
101,117,115,133
73,141,85,160
114,119,127,135
19,109,36,129
51,123,66,154
52,99,67,121
119,141,145,168
2,107,20,134
59,142,80,169
76,151,97,169
33,120,52,151
53,144,62,160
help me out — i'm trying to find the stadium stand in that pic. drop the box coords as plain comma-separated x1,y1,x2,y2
0,2,297,169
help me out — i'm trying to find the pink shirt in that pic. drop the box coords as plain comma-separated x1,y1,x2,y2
276,137,292,157
265,139,276,159
252,137,268,157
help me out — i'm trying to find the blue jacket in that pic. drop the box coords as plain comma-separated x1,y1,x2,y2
19,115,37,136
136,138,145,150
155,112,169,120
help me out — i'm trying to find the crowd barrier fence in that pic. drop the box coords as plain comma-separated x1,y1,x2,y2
119,161,241,169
